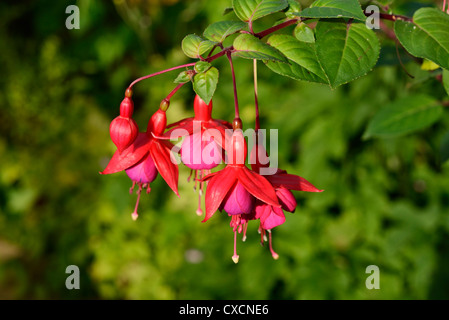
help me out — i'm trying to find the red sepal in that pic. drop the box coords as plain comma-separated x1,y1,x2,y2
203,166,238,222
100,133,150,175
149,140,179,196
237,167,280,208
266,173,323,192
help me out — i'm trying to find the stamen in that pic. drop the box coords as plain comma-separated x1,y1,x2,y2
268,230,279,260
131,184,143,221
193,170,199,191
129,181,136,194
196,189,203,216
196,171,205,216
232,231,239,264
187,169,193,182
242,222,248,242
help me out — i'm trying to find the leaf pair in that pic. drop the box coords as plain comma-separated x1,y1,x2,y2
266,21,380,89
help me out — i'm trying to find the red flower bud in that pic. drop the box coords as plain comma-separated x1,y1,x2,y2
120,97,134,118
109,116,139,153
146,109,167,137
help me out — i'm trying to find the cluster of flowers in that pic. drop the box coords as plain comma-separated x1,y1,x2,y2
101,91,322,262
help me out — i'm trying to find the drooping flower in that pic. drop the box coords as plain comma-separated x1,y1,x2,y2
248,135,323,259
165,95,231,215
101,107,179,220
202,128,281,263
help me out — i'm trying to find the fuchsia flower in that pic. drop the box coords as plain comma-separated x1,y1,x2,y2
202,128,281,263
165,95,231,215
248,138,323,259
101,106,179,220
101,86,324,262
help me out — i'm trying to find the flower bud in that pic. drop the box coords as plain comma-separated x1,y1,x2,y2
109,116,139,153
119,97,134,118
147,109,167,137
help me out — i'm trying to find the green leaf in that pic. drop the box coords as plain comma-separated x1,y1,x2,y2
174,71,192,84
285,0,302,19
363,95,443,139
192,67,219,104
265,34,327,83
295,0,366,21
294,22,315,43
443,69,449,96
315,21,380,88
232,0,288,22
194,61,212,73
394,8,449,70
233,33,288,62
181,34,216,59
203,21,247,43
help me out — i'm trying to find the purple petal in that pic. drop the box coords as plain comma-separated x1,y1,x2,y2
276,187,297,213
180,132,222,170
255,204,285,230
203,167,237,222
125,154,158,184
221,182,255,215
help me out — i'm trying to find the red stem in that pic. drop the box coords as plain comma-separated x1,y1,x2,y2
253,59,260,131
164,82,187,102
205,47,231,62
226,51,240,119
255,19,298,39
368,12,413,22
128,63,196,89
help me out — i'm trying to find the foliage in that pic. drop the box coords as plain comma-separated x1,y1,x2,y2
1,0,449,300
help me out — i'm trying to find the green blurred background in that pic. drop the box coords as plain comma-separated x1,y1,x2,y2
1,0,449,300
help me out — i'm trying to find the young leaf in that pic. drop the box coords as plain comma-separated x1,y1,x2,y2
203,21,247,43
194,61,212,73
294,22,315,43
394,8,449,70
193,67,219,104
182,34,216,59
233,33,288,62
174,71,192,84
232,0,288,22
265,34,327,83
443,69,449,96
294,0,366,22
363,95,443,139
315,21,380,89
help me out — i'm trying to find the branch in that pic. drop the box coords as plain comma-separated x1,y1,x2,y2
128,63,196,89
255,19,299,39
364,10,412,22
378,12,413,22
